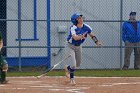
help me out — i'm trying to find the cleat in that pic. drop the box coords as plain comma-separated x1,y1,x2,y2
64,65,70,78
70,79,76,85
1,80,9,84
36,76,41,79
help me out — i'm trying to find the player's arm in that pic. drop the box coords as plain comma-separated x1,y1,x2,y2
72,34,86,41
89,32,102,46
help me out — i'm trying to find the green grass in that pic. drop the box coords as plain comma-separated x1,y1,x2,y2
75,70,140,77
7,70,140,77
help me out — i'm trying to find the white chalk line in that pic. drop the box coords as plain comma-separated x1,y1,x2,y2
30,85,53,88
99,82,140,87
0,88,26,90
48,89,64,91
66,89,85,93
0,85,5,87
11,80,42,84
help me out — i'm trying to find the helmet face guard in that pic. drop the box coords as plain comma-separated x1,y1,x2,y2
71,13,83,25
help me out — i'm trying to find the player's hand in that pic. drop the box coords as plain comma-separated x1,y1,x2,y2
81,34,86,39
95,41,102,46
81,31,88,39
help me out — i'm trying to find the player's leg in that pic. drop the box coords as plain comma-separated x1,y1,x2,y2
64,43,76,85
0,59,8,84
64,65,70,78
64,49,76,79
64,42,72,78
1,71,7,84
0,68,2,81
66,46,82,85
75,46,82,67
68,45,82,85
1,70,8,84
68,66,76,85
0,68,8,84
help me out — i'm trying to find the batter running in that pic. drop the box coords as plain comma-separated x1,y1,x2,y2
64,13,102,85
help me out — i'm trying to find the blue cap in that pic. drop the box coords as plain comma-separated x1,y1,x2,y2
129,12,136,16
71,13,83,25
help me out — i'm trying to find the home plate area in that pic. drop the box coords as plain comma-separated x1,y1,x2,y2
0,77,140,93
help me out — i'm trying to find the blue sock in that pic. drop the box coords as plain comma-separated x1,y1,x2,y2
67,65,75,79
67,65,71,71
70,69,75,79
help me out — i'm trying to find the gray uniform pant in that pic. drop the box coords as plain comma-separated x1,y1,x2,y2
64,43,82,69
124,41,140,69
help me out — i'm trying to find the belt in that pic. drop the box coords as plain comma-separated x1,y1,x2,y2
68,42,81,46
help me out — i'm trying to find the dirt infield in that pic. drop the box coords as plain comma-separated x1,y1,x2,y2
0,76,140,93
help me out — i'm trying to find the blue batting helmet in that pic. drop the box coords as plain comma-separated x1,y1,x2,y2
71,13,83,25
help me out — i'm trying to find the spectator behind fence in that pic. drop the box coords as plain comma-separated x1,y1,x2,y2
122,12,140,70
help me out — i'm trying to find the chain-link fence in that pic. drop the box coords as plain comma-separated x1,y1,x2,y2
1,0,140,71
50,0,140,70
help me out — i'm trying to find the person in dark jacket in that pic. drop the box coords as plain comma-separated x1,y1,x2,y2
0,32,8,84
122,12,140,70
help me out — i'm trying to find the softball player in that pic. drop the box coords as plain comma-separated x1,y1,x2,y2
0,33,8,84
64,13,102,85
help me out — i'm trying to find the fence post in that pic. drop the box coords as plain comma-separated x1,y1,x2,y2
18,0,22,71
120,0,123,70
47,0,51,68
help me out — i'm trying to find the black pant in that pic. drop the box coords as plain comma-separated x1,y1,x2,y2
0,68,6,82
